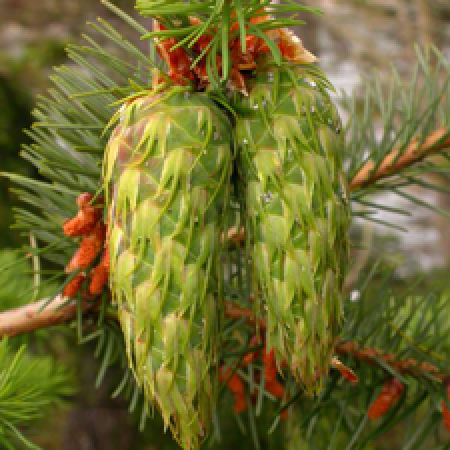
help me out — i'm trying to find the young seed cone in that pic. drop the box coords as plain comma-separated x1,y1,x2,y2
104,88,232,449
235,66,351,390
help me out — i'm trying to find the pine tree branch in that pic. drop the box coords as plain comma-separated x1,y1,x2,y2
225,302,266,328
336,341,446,382
348,127,450,191
0,298,447,382
223,303,448,382
0,295,98,338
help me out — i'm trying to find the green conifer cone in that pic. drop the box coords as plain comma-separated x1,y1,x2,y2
103,88,232,449
235,66,351,390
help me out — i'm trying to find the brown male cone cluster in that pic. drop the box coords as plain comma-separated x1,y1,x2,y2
219,334,290,417
152,14,316,93
62,193,109,298
368,378,404,420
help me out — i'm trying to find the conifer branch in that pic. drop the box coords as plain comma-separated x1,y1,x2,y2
348,127,450,191
0,295,98,338
223,304,449,382
0,299,446,385
225,302,266,328
336,341,446,382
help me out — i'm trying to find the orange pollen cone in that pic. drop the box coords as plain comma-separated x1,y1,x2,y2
368,378,404,420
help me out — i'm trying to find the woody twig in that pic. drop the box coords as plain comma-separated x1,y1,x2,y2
348,128,450,191
0,295,98,338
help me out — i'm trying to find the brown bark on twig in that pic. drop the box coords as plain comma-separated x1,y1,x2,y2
0,295,98,338
225,302,266,328
336,341,446,381
348,128,450,191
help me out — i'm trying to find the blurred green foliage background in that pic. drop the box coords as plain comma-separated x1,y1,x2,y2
0,76,33,248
